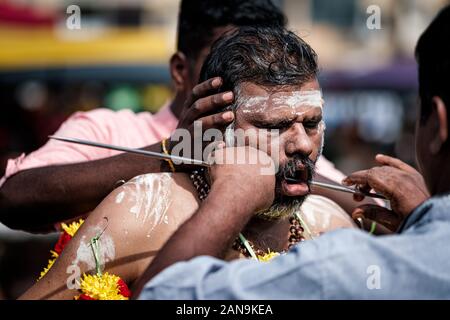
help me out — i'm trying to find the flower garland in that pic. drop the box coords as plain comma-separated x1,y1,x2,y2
238,212,313,263
38,219,85,280
37,218,131,300
76,273,131,300
74,228,130,300
257,250,280,262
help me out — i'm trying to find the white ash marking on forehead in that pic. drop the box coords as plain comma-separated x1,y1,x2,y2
237,90,323,114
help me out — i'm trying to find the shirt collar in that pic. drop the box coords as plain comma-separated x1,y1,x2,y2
398,193,450,232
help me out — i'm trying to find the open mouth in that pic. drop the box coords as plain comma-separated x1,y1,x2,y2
280,168,310,197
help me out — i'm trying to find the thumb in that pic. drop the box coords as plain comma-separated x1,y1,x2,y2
352,204,401,232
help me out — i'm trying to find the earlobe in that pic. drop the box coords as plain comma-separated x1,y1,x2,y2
429,96,448,155
430,135,442,155
433,96,448,144
169,52,189,90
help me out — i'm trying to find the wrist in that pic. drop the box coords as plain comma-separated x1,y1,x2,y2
161,139,176,173
193,179,254,250
209,177,263,217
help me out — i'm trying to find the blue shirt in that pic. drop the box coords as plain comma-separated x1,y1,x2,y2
139,194,450,299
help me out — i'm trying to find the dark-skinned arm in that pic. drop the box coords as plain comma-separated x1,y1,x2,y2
0,77,234,233
0,143,164,233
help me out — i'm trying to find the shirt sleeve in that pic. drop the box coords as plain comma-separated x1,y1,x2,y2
138,225,440,300
0,109,116,187
138,229,380,300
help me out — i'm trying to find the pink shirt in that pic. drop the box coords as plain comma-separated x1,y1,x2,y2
0,104,345,186
0,104,178,187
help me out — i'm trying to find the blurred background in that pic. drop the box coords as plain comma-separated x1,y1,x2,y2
0,0,448,299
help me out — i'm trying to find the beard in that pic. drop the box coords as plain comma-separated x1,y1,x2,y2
256,154,316,220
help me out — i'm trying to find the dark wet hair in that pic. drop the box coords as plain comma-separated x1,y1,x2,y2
199,26,318,94
415,5,450,124
177,0,287,60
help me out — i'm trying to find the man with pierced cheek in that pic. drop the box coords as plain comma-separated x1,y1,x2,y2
222,83,325,220
20,27,355,300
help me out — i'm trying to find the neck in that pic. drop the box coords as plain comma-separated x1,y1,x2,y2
433,175,450,196
189,170,294,255
169,92,187,119
429,153,450,196
242,216,291,252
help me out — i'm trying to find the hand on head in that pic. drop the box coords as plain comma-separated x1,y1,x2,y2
178,77,235,131
168,77,235,169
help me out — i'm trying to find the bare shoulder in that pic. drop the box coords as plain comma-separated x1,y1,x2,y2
94,172,200,230
300,194,357,237
18,173,201,299
161,172,201,229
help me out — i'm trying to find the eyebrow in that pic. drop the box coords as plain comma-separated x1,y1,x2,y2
251,111,323,127
253,117,294,128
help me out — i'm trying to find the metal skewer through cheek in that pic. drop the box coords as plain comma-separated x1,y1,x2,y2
49,135,211,167
284,178,387,200
49,135,386,200
310,180,387,200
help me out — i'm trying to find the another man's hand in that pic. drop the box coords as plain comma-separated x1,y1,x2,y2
168,77,234,167
208,146,276,214
343,154,430,232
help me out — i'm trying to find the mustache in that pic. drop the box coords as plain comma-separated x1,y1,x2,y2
276,155,315,183
257,155,315,221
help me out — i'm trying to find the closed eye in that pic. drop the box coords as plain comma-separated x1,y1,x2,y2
303,116,322,129
303,120,320,129
256,119,293,130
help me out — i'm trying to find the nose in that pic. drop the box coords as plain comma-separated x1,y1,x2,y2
284,123,313,158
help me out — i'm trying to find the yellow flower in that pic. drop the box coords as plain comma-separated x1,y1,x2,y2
257,250,280,262
79,273,129,300
38,250,59,280
61,219,84,237
37,219,84,281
